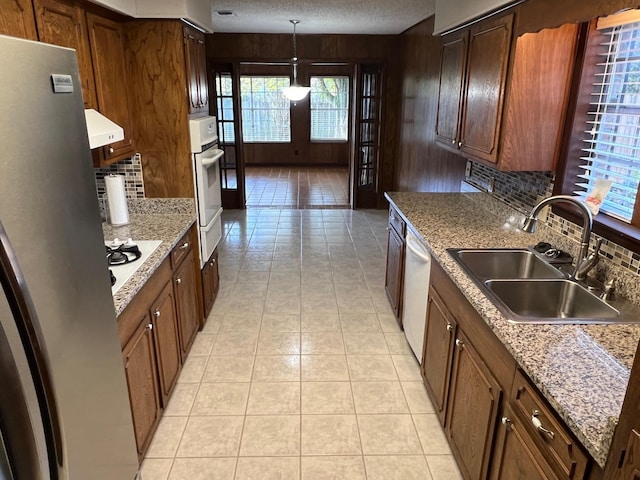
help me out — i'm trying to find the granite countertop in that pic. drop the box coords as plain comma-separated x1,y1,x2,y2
385,191,640,468
103,199,196,316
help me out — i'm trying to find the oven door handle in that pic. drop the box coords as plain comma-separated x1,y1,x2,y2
201,149,224,167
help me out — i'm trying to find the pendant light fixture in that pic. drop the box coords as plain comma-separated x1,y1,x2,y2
282,20,310,102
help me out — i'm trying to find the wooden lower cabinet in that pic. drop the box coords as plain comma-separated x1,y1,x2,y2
122,313,161,461
385,223,405,321
492,404,559,480
619,430,640,479
174,249,199,357
150,281,181,406
202,248,220,319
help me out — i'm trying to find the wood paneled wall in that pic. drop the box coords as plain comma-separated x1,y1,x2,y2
394,17,467,193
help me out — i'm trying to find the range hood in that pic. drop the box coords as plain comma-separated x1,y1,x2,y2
84,108,124,149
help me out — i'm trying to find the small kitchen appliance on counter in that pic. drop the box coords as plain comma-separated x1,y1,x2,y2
0,35,139,479
189,116,224,268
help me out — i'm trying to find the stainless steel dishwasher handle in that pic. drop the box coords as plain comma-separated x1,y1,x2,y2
406,233,431,263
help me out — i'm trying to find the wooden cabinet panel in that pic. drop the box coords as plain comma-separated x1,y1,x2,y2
150,281,181,406
435,31,467,147
491,404,559,480
86,12,135,162
459,14,513,163
33,0,96,109
122,314,161,460
385,225,404,321
619,430,640,480
202,248,219,319
0,0,37,40
171,230,192,268
422,286,457,425
447,330,502,480
183,24,208,115
174,250,199,358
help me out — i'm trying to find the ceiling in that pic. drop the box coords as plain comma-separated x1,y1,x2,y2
209,0,436,35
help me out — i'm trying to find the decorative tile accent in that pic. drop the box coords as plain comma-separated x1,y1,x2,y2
94,154,145,200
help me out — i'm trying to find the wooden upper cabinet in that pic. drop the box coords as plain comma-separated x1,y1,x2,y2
183,24,209,115
435,30,467,148
86,12,136,162
33,0,97,109
460,14,513,163
435,14,578,171
0,0,38,40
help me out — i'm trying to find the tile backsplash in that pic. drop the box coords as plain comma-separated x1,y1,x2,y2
466,160,640,277
94,155,145,200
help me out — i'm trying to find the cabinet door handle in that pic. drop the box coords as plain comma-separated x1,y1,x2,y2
451,139,456,145
210,260,215,267
147,323,153,330
531,410,555,439
179,242,189,250
446,323,454,332
109,147,114,154
153,310,160,318
501,416,512,431
176,278,182,285
457,141,462,148
455,338,464,350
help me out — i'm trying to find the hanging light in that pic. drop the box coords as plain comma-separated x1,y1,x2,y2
282,20,310,102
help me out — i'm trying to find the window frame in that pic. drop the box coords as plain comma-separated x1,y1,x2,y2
554,19,640,254
309,76,351,143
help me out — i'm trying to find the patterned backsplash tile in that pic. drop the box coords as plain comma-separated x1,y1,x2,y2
94,154,145,200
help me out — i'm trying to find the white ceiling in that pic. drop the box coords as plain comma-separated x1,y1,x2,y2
209,0,436,35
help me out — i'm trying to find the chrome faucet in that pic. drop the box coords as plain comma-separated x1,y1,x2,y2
521,195,600,280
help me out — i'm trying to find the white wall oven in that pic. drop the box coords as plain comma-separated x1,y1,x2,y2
189,116,224,268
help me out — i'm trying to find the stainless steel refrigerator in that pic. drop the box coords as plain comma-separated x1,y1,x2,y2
0,35,139,479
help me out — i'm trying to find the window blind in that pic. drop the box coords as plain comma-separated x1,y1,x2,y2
240,76,291,143
577,21,640,222
310,77,349,141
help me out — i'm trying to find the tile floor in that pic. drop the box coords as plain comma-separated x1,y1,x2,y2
141,208,462,480
245,167,350,208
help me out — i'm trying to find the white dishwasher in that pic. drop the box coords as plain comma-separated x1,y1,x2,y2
402,230,431,364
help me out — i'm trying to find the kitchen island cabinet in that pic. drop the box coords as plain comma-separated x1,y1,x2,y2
385,206,405,323
383,192,640,478
0,0,38,40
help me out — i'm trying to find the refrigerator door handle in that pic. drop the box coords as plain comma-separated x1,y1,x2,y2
0,220,63,480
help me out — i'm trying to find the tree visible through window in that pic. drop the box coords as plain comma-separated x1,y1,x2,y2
310,77,349,141
240,76,291,142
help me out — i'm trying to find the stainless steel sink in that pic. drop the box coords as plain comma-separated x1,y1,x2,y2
448,248,566,280
484,279,620,324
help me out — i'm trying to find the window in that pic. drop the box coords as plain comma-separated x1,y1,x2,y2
310,76,349,141
240,76,291,142
576,20,640,222
216,72,235,144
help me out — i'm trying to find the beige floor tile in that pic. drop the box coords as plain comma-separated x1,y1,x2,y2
301,456,365,480
212,332,259,356
302,270,333,284
219,313,262,332
351,382,409,413
301,332,345,354
425,455,463,480
301,283,335,298
402,382,435,414
347,355,398,381
392,354,423,381
177,416,244,457
247,382,300,414
264,295,301,314
301,415,362,455
168,458,236,480
384,332,414,355
337,296,376,314
252,355,300,381
190,383,250,415
301,382,354,414
224,298,265,316
145,416,188,458
413,414,452,454
334,283,371,298
301,296,339,314
364,455,432,480
239,415,301,456
339,313,381,332
377,313,402,333
189,333,217,356
357,414,422,455
235,457,300,480
177,356,208,384
301,355,350,381
203,356,254,382
343,332,389,354
301,313,341,332
163,384,198,416
140,458,173,480
202,314,223,333
261,313,301,332
257,332,301,354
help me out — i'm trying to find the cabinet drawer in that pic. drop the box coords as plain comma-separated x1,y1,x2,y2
511,369,589,480
171,230,193,268
389,207,406,237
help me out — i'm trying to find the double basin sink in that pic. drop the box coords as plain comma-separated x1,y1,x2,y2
447,248,630,324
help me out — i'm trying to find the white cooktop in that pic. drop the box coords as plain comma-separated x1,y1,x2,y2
108,240,162,295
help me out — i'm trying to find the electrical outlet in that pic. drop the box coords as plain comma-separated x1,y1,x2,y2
134,152,141,162
465,160,472,178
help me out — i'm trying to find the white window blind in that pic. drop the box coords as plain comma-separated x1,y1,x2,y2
577,21,640,222
240,76,291,143
310,77,349,141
